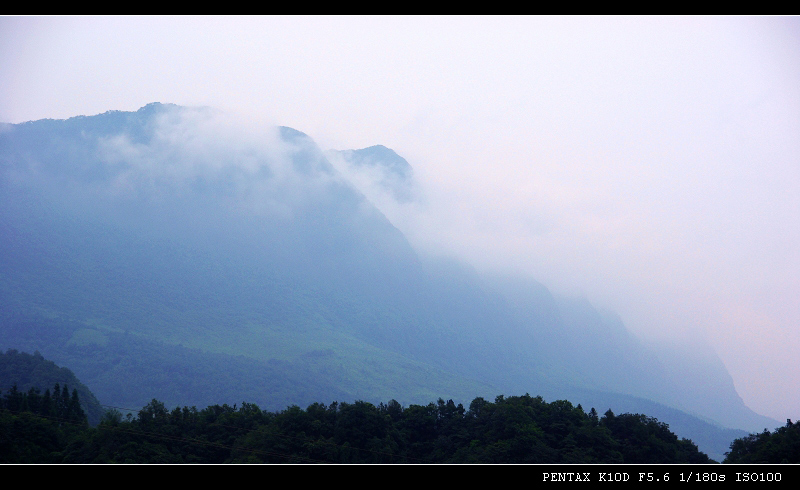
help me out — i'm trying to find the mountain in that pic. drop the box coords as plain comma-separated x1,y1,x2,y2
0,102,498,407
0,348,104,425
0,103,778,462
326,145,415,203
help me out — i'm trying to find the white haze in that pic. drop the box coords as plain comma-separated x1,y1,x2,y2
94,107,345,220
1,16,798,422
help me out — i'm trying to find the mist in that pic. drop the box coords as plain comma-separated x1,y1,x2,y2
1,16,798,422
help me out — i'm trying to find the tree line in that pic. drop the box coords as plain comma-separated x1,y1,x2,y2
3,347,796,464
723,419,800,463
2,389,717,463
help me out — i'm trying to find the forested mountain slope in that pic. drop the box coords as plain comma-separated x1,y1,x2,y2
0,349,103,425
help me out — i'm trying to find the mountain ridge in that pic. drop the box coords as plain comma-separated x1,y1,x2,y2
0,103,779,462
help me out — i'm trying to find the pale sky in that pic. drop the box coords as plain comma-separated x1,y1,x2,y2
1,15,798,422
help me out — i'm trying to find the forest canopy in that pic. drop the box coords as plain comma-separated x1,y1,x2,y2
723,419,800,464
1,388,714,464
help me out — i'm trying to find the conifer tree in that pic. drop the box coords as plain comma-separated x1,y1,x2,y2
53,383,63,418
68,389,86,424
41,389,53,418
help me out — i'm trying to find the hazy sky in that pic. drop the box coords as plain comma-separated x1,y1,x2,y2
1,16,798,422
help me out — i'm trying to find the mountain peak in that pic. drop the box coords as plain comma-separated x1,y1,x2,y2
325,145,415,204
136,101,177,113
278,126,311,141
343,145,412,181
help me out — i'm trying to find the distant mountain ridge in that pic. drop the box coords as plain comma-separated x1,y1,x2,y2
0,103,778,462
